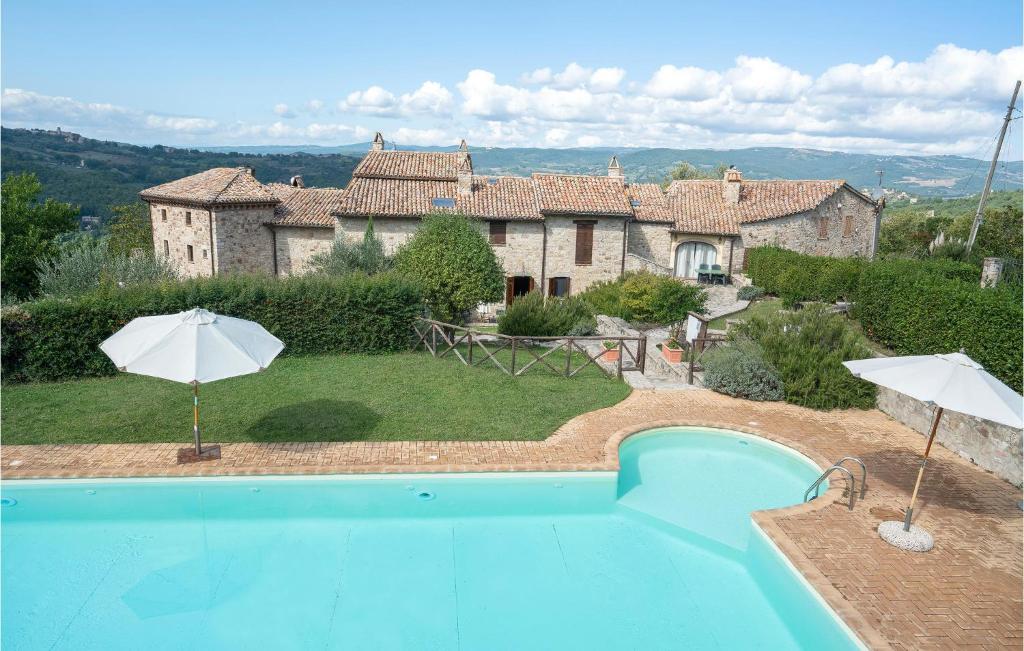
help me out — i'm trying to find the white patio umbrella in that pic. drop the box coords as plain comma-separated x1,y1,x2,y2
844,353,1023,547
100,308,284,458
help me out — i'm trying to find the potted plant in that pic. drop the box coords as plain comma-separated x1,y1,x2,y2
661,324,685,363
601,340,620,362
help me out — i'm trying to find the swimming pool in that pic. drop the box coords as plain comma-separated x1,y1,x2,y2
1,427,862,650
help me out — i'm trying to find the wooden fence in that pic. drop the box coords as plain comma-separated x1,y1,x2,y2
413,318,647,379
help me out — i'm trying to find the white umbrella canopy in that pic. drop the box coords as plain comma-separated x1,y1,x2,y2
844,353,1023,428
100,308,284,458
844,352,1023,542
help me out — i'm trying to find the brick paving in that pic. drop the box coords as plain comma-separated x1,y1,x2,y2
2,389,1020,650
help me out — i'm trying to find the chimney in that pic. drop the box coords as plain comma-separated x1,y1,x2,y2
458,138,469,153
722,165,741,204
290,175,305,188
457,152,473,196
243,166,255,177
607,155,623,178
371,132,385,151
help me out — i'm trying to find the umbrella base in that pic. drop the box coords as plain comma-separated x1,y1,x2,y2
878,520,934,552
177,445,222,464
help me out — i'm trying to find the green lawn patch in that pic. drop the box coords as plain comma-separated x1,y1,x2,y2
708,299,785,330
1,351,630,445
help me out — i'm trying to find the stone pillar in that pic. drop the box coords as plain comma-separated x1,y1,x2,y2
981,257,1004,288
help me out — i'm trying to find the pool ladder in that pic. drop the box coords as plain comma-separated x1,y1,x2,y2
803,457,867,510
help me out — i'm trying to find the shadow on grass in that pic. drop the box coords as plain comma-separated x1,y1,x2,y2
243,399,380,443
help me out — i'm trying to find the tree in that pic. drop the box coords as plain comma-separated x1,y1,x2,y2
309,217,392,276
662,161,729,187
107,202,153,256
35,235,178,298
1,173,79,300
393,213,504,323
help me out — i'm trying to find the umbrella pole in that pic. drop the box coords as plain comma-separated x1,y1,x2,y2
193,382,202,455
904,406,943,531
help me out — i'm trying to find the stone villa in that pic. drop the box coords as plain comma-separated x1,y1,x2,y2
141,133,882,302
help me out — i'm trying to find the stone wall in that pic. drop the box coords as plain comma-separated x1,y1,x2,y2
626,222,674,269
273,226,334,276
149,202,215,277
876,386,1022,487
738,187,878,265
544,215,626,293
336,217,421,254
210,206,276,275
480,220,545,279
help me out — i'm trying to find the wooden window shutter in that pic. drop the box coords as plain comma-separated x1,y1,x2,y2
489,221,507,245
842,215,853,237
505,277,514,305
575,222,594,265
528,276,535,292
818,216,828,239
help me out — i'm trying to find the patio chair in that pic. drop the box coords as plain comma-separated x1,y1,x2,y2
696,264,710,283
709,264,727,285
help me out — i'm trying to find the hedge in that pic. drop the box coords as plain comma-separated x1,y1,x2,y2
854,261,1023,392
745,246,977,304
1,273,424,383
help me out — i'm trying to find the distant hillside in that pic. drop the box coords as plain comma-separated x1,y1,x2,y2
1,128,361,220
202,142,1023,198
4,128,1021,225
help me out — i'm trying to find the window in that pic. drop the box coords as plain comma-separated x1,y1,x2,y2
187,245,194,262
489,221,507,246
202,248,208,259
842,215,853,238
163,240,169,255
548,277,571,297
574,221,595,265
161,209,167,222
818,216,829,239
431,197,456,209
505,276,534,304
185,211,192,226
674,241,718,278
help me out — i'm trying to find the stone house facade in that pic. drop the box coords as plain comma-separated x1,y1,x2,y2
142,133,882,303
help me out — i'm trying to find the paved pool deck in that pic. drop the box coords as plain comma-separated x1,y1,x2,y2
2,389,1021,650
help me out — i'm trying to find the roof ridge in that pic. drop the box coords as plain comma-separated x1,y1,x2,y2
208,168,248,204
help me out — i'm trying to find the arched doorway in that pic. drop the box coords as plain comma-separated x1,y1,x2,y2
674,241,718,278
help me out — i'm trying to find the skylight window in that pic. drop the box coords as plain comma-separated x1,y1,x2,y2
488,178,499,185
630,199,642,207
431,198,456,209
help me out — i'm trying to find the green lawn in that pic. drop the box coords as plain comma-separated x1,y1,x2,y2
1,350,630,445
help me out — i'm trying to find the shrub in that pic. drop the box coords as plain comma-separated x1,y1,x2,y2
776,265,817,308
854,260,1022,392
577,277,628,318
35,236,179,298
393,213,504,324
734,306,877,410
309,217,392,276
620,272,706,325
736,285,765,301
1,273,423,383
702,339,785,401
497,291,596,337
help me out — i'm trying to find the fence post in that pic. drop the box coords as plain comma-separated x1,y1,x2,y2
687,343,695,384
617,340,623,379
510,337,517,376
565,338,573,377
467,330,473,365
431,324,437,357
638,336,647,374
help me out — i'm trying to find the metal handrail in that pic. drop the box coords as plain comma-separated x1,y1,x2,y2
834,456,867,498
804,465,857,510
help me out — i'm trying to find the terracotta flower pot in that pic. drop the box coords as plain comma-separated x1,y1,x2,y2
661,344,684,364
601,346,620,362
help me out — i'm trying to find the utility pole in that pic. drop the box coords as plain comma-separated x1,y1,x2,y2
966,80,1021,255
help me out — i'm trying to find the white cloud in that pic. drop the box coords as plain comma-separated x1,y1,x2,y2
273,103,295,118
4,43,1020,157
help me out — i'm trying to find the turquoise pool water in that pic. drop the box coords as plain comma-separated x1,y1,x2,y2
1,427,861,650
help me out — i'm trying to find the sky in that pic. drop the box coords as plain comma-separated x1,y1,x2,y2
2,0,1023,158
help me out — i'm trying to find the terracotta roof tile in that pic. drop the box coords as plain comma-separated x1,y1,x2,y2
667,179,847,234
266,185,343,228
533,173,632,216
458,177,541,220
626,183,673,223
140,167,279,206
353,150,463,181
337,177,457,217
